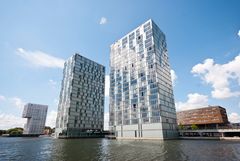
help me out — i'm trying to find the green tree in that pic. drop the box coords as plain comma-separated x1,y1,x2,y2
7,127,23,135
191,124,198,130
178,123,184,130
0,130,7,135
44,126,54,134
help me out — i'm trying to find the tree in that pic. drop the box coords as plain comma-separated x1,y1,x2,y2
191,124,198,130
44,126,55,134
0,130,7,135
7,127,23,135
178,123,184,130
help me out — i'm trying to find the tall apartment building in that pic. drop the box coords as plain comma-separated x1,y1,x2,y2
55,53,105,138
109,19,178,139
22,103,48,135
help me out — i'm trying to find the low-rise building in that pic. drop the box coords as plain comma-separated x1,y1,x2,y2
177,106,229,129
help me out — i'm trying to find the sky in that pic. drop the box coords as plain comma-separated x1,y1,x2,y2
0,0,240,130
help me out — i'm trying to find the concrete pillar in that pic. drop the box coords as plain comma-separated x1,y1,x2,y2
221,132,224,137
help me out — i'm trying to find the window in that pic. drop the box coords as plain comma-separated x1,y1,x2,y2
132,104,136,109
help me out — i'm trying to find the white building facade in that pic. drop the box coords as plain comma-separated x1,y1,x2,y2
109,19,178,139
22,103,48,135
55,53,105,138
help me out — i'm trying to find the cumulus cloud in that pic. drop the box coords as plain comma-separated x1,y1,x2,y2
104,112,109,130
170,69,177,86
10,97,25,109
49,79,57,86
238,30,240,37
229,112,240,123
175,93,209,111
45,110,57,128
99,17,107,25
0,95,6,101
191,55,240,99
0,112,25,130
105,75,110,97
16,48,65,69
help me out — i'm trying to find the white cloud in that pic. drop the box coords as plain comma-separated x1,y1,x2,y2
191,55,240,99
238,30,240,37
49,79,58,89
229,112,240,123
170,69,177,86
0,95,6,101
175,93,209,111
16,48,65,69
0,112,25,130
99,17,107,25
104,112,109,130
49,79,57,86
105,75,110,97
45,110,57,128
10,97,25,109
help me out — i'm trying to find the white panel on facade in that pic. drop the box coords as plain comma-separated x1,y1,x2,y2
123,124,138,131
142,130,163,138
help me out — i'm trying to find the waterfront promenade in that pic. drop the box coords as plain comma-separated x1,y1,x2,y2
179,127,240,139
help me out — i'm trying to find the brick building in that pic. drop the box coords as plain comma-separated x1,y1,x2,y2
177,106,229,129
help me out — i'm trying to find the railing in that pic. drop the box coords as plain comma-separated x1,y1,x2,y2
178,126,240,131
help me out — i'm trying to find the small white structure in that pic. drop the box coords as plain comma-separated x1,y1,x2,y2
22,103,48,135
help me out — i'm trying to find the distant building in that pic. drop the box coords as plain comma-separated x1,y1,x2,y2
177,106,229,129
22,103,48,135
109,19,178,139
55,53,105,138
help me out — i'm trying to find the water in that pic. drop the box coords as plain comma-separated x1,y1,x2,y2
1,137,240,161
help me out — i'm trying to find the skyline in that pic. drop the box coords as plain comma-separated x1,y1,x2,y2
0,0,240,130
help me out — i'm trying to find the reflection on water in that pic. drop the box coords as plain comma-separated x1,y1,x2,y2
1,137,240,161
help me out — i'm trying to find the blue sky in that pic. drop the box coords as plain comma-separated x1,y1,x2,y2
0,0,240,129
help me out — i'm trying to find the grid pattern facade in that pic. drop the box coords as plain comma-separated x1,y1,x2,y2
22,103,48,135
177,106,229,126
109,19,178,139
55,53,105,137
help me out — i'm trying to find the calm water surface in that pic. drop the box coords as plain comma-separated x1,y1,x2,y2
0,137,240,161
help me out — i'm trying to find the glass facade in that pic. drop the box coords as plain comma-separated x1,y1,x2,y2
55,53,105,138
22,103,48,135
109,19,178,139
